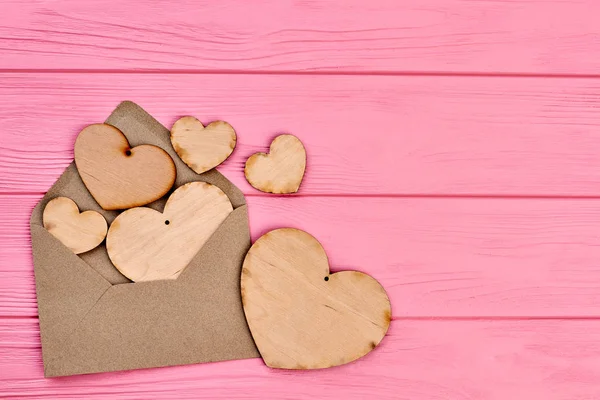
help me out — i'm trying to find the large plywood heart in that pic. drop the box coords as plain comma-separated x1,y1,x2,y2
170,116,237,174
75,123,176,210
241,228,391,369
106,182,233,282
244,134,306,194
43,197,107,254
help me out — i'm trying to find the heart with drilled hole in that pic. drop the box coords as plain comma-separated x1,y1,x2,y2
241,228,391,369
75,123,176,210
106,181,233,282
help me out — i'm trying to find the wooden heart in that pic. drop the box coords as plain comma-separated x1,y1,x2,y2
106,181,233,282
74,123,176,210
241,228,391,369
170,116,237,174
244,134,306,194
43,197,108,254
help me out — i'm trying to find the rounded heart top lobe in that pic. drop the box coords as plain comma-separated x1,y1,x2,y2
74,124,176,210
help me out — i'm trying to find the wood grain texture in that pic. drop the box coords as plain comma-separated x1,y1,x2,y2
1,0,600,75
241,228,391,369
3,73,600,195
245,135,306,194
42,197,107,254
170,117,236,175
5,194,600,318
74,123,176,210
106,182,233,281
2,318,600,399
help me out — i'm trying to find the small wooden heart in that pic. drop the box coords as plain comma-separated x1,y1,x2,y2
170,116,237,174
106,181,233,282
241,228,391,369
244,135,306,194
74,123,176,210
43,197,108,254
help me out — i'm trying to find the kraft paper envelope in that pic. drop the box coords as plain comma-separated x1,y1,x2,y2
30,101,260,377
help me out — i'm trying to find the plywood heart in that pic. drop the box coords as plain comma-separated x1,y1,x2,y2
244,134,306,194
74,123,176,210
170,116,236,174
43,197,107,254
241,228,391,369
106,181,233,282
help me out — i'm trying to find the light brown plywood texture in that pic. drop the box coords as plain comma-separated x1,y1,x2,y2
170,116,237,174
245,134,306,194
74,123,176,210
107,182,233,282
241,228,391,369
42,197,107,255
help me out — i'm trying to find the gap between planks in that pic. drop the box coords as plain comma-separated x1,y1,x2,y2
5,69,600,79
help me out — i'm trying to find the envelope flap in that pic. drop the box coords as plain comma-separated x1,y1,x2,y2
29,101,247,285
106,101,246,209
30,224,112,374
178,204,250,283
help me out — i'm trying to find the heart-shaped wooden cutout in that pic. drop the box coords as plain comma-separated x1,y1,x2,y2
244,134,306,194
75,123,176,210
43,197,108,254
170,116,237,174
106,181,233,282
241,228,391,369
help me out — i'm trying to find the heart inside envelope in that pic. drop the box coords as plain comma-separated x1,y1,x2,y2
43,197,108,255
241,228,391,369
106,181,233,282
75,123,177,210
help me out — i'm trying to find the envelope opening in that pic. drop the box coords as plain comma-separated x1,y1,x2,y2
108,204,248,286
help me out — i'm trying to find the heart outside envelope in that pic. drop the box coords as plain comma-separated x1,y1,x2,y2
241,228,391,369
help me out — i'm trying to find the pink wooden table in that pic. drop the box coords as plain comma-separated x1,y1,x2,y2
2,1,600,398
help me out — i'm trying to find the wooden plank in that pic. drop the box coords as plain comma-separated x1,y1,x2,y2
5,194,600,318
3,73,600,196
1,0,600,75
2,318,600,399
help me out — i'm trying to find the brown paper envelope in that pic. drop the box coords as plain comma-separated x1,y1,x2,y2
30,101,259,377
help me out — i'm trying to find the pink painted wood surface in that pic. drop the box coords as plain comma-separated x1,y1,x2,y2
1,0,600,75
3,73,600,196
3,1,600,398
4,194,600,318
3,318,600,400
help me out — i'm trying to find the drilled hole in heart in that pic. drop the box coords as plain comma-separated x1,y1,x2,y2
324,276,329,281
125,150,132,156
165,220,170,225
